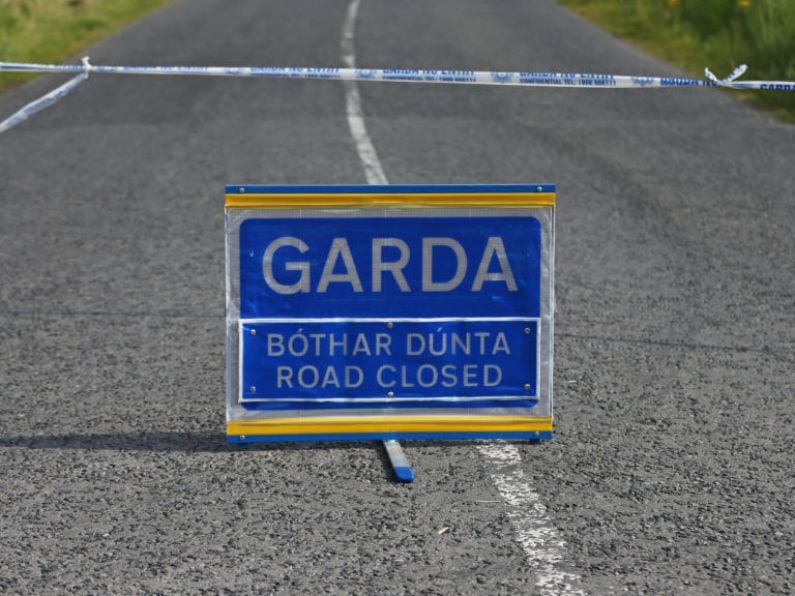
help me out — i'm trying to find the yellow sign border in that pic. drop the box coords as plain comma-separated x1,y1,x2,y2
227,415,553,437
225,191,555,209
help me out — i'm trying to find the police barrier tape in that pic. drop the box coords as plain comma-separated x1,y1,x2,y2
4,58,795,89
2,58,794,135
0,70,87,135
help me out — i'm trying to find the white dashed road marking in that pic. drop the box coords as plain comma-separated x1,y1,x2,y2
340,0,388,185
339,2,584,593
477,443,585,595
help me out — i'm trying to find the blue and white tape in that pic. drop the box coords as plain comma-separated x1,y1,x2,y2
0,61,90,135
1,59,794,135
3,59,795,90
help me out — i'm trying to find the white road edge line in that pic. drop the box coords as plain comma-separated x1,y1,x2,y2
340,0,388,185
339,2,584,594
477,444,585,595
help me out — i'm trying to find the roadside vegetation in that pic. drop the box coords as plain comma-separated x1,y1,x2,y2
559,0,795,120
0,0,170,92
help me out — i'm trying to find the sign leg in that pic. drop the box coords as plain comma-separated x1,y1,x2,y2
383,440,415,483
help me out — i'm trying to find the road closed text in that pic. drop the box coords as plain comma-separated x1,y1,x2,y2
240,321,539,401
266,330,510,391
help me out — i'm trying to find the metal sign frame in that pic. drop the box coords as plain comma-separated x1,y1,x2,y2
224,184,555,445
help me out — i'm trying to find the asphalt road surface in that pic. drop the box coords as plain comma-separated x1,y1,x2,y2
1,0,793,594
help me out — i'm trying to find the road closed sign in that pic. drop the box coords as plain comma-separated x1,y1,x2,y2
224,185,555,443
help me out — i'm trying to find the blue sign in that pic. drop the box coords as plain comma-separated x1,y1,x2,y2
236,212,546,412
239,217,541,319
226,184,556,443
240,319,539,409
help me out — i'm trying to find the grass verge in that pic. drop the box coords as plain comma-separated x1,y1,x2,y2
558,0,795,121
0,0,172,93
